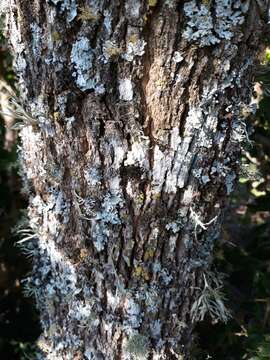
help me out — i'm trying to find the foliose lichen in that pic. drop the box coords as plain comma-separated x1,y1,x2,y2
70,37,94,91
124,333,149,360
92,193,123,251
123,38,147,62
183,0,248,47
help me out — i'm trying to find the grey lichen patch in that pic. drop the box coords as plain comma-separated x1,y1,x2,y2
119,78,134,101
125,0,142,19
165,210,185,234
225,172,237,194
123,36,146,62
7,10,27,81
102,12,112,35
172,51,184,63
150,319,162,339
70,37,94,91
231,118,251,145
26,235,93,358
68,300,97,326
30,23,43,58
92,193,123,251
124,298,143,331
192,168,211,185
183,0,248,47
29,188,71,239
165,221,181,234
83,167,102,187
124,333,149,360
70,37,106,94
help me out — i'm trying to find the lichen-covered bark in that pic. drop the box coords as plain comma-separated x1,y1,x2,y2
2,0,269,359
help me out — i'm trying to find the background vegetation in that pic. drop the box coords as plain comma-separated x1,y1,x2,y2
0,24,40,360
1,25,270,360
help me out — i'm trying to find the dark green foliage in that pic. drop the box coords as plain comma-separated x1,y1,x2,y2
0,16,15,85
0,29,40,360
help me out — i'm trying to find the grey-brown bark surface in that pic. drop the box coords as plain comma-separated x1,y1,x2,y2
2,0,269,359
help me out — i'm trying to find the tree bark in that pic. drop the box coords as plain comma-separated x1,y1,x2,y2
2,1,269,359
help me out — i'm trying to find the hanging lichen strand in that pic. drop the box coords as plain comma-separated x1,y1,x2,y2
2,0,268,359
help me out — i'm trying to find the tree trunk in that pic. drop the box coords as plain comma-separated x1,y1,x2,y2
2,1,269,359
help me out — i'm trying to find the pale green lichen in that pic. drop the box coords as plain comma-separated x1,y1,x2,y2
70,37,94,91
124,333,150,359
190,272,231,323
92,193,123,251
183,0,248,47
123,37,146,62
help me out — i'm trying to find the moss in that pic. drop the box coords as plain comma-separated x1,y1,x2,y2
148,0,158,7
106,47,122,57
135,193,145,205
128,34,139,44
78,6,100,22
53,111,61,121
51,31,61,43
79,248,88,261
144,248,155,261
134,265,150,281
152,193,161,200
201,0,212,6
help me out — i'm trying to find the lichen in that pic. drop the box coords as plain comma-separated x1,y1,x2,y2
124,333,149,359
103,40,122,61
172,51,184,63
70,37,94,91
30,23,43,58
166,221,182,234
123,37,147,62
92,193,123,251
148,0,158,7
124,298,143,331
83,167,102,186
183,0,248,47
150,320,162,338
103,9,112,34
119,78,134,101
190,272,231,323
78,5,99,22
124,140,150,169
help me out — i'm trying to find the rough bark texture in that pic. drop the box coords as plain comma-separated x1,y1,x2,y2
2,0,269,359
